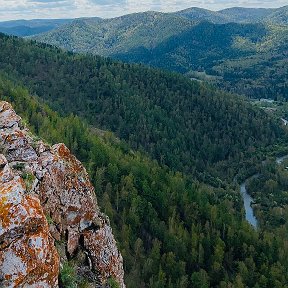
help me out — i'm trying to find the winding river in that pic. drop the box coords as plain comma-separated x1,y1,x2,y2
240,155,288,228
240,177,258,228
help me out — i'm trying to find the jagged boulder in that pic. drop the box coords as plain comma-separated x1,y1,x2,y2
0,154,59,287
0,101,125,287
36,143,125,286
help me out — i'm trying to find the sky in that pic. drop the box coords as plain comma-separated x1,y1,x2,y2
0,0,286,21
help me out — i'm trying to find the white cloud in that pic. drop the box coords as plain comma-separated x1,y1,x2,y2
0,0,286,21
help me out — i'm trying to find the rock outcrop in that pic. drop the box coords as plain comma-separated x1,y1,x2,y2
0,101,125,287
0,154,59,287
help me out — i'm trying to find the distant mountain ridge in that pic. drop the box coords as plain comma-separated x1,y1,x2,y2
0,18,74,36
218,7,275,22
33,6,288,56
0,19,72,28
173,6,278,23
172,7,231,23
1,5,286,37
173,5,288,24
0,18,81,36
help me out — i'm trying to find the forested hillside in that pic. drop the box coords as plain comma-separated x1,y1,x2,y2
267,6,288,24
113,22,288,99
172,7,231,23
114,21,267,72
1,77,288,288
0,34,284,183
33,7,288,99
33,12,194,56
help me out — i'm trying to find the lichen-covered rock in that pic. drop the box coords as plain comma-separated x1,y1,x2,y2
0,102,37,163
84,223,125,286
0,101,125,288
35,144,125,287
36,143,100,247
0,154,59,287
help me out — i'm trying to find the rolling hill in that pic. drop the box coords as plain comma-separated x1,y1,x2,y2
174,6,287,24
33,12,194,56
0,18,74,36
113,21,267,71
218,7,275,23
172,7,230,23
32,6,288,99
113,21,288,99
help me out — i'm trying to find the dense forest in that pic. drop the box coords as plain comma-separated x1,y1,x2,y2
1,77,288,287
246,155,288,231
0,33,285,185
1,32,288,287
113,22,288,100
114,21,268,72
33,7,288,100
33,12,194,57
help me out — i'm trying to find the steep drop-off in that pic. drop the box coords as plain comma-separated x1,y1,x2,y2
0,101,125,287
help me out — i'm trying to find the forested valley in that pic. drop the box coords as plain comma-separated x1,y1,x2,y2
1,77,288,287
0,32,288,287
0,34,285,184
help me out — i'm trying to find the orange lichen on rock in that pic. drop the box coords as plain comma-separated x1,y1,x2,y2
84,223,125,287
0,102,21,129
0,154,59,287
0,101,125,287
36,143,125,287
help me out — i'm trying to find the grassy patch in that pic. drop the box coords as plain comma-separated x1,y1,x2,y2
21,172,36,192
60,261,77,288
107,277,120,288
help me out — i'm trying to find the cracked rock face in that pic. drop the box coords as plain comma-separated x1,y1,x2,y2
0,154,59,287
0,102,125,288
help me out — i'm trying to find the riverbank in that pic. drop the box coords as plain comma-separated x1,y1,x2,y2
240,154,288,228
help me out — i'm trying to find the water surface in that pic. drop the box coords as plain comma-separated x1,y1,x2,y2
240,179,258,228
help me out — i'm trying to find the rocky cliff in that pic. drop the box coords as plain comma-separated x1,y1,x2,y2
0,101,125,287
